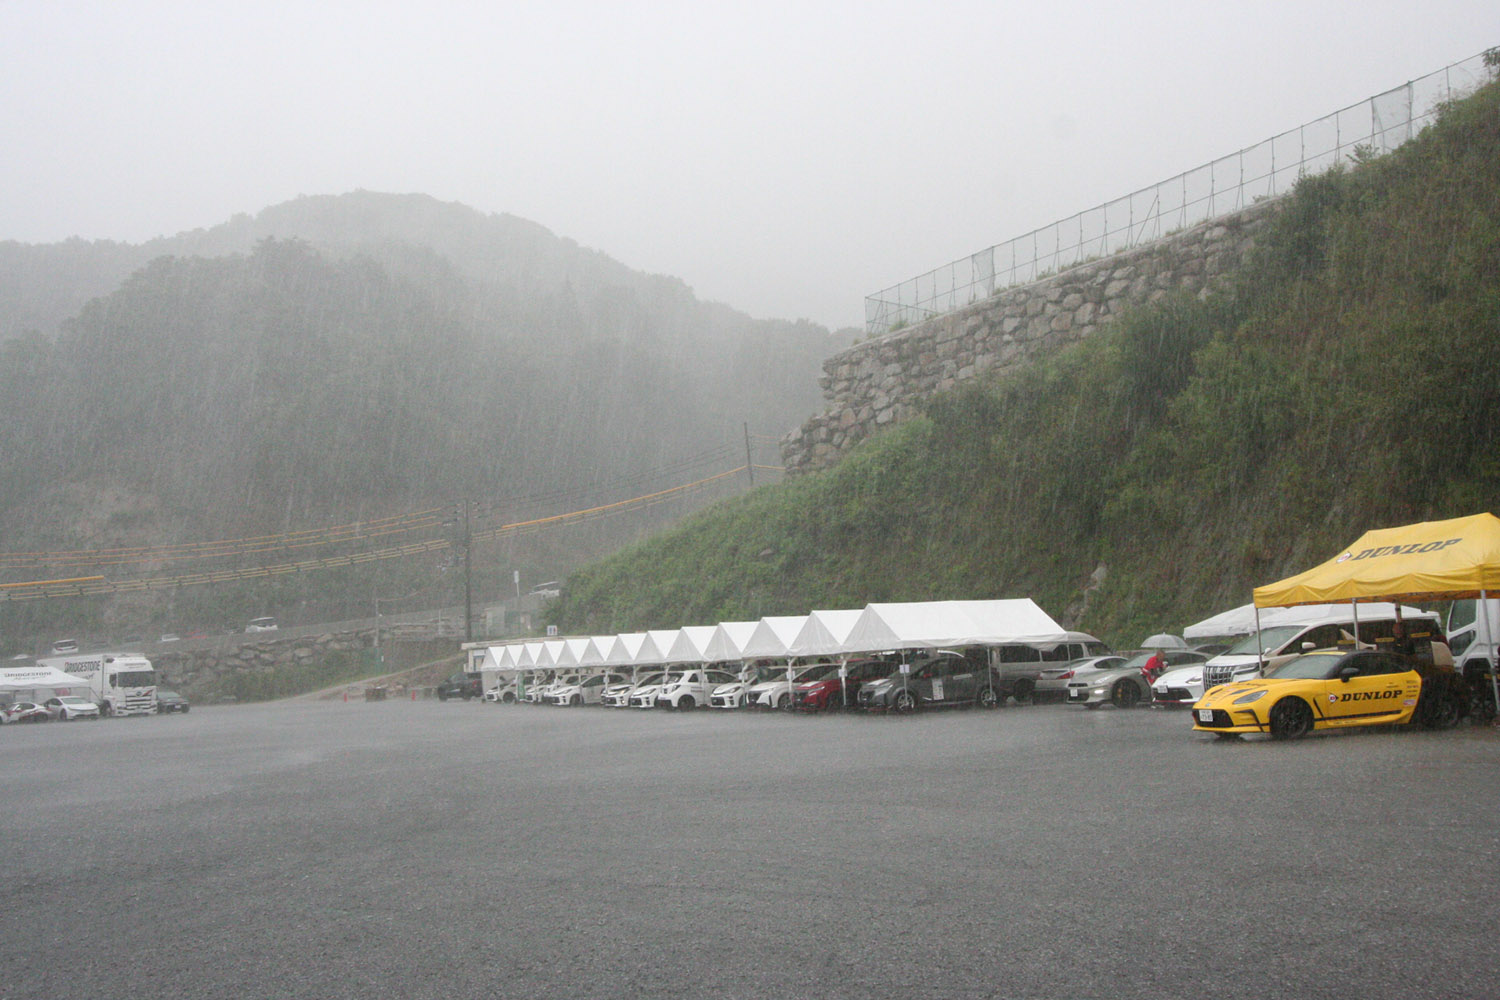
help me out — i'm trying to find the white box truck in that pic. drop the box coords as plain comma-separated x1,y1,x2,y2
37,652,157,716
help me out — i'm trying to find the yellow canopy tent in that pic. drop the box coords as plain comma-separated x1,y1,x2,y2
1253,512,1500,709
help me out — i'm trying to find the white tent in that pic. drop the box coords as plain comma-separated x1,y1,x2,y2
1182,602,1433,640
665,626,717,664
604,633,647,668
739,616,810,659
579,636,615,668
701,621,760,662
0,665,91,693
785,609,864,658
555,637,593,669
841,600,1067,654
535,639,568,668
633,630,681,667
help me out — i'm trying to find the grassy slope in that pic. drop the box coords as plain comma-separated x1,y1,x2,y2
549,79,1500,646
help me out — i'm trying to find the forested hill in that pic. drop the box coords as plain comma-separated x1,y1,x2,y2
0,194,849,548
547,75,1500,645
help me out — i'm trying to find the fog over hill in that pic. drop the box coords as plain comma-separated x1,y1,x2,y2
0,193,851,633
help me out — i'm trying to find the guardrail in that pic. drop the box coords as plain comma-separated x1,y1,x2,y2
864,49,1496,336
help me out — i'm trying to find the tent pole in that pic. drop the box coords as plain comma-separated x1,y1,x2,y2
1484,590,1500,717
1351,599,1361,648
1253,604,1263,675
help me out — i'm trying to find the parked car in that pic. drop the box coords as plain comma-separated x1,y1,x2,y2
709,664,784,709
601,671,664,708
1191,647,1464,740
651,669,740,710
44,695,100,721
740,662,835,709
436,672,482,701
857,650,1006,712
991,633,1111,702
155,689,191,713
159,633,181,643
51,638,79,654
1067,650,1209,708
792,657,898,711
1034,655,1126,702
549,672,624,706
2,702,50,724
244,617,279,633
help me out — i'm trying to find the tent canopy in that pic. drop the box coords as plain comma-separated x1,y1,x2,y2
0,666,91,691
665,626,717,664
786,609,864,658
603,633,647,668
739,616,810,659
701,621,759,662
1254,513,1500,608
841,600,1067,654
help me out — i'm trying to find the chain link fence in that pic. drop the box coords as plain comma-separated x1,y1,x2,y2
865,50,1496,336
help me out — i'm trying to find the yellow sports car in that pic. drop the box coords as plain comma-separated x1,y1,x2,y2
1191,648,1461,740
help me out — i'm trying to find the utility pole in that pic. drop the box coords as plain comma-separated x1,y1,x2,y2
743,422,754,487
462,499,473,643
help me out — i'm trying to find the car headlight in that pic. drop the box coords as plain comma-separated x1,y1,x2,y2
1232,691,1267,705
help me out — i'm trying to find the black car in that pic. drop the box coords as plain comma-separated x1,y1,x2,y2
436,672,482,701
155,689,190,713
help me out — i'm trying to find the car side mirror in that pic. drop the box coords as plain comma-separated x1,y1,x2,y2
1339,665,1360,682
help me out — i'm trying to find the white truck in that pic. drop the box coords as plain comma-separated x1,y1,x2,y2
37,652,157,717
1446,598,1500,718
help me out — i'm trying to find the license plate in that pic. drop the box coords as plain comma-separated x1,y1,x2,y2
1197,709,1214,723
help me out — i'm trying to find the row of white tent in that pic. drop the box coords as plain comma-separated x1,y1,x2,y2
476,596,1386,674
477,599,1076,673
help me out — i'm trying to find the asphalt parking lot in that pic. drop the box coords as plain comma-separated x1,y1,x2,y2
2,701,1497,999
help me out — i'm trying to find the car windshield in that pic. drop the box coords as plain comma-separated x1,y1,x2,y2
158,690,180,699
57,696,88,705
1265,653,1346,680
1118,653,1154,670
794,663,840,682
1222,626,1307,656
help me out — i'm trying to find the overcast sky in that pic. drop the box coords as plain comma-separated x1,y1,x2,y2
0,1,1491,330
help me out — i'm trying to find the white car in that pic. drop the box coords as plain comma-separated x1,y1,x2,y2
603,672,663,708
549,672,623,706
244,617,279,633
44,695,100,721
651,669,739,710
1151,664,1209,707
746,663,840,709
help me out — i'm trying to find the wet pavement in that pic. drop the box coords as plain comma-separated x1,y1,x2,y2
2,700,1496,999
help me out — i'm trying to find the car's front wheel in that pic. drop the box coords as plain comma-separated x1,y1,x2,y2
1111,680,1140,709
975,686,999,709
1269,697,1313,740
891,690,917,714
677,695,696,711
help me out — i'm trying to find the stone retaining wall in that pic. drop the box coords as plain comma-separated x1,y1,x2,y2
150,631,456,701
781,200,1280,474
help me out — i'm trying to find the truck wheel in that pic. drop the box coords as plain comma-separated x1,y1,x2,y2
100,702,112,718
1111,681,1140,709
1420,691,1462,730
1269,697,1313,740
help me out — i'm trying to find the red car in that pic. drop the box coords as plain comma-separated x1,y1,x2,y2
792,657,898,711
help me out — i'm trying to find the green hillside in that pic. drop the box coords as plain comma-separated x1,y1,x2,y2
0,195,848,640
548,75,1500,645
